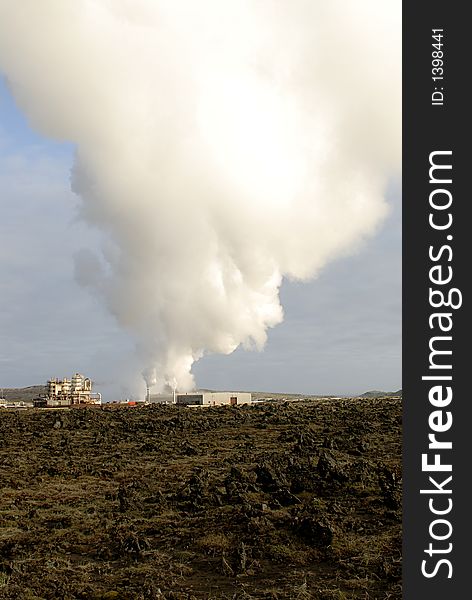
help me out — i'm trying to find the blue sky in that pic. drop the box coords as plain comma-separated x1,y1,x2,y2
0,75,401,400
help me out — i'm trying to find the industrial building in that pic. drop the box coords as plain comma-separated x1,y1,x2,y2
175,391,252,407
148,393,175,405
34,373,101,407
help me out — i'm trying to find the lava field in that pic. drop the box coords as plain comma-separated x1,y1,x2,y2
0,398,401,599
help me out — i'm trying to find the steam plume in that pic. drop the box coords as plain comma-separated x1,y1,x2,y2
0,1,400,392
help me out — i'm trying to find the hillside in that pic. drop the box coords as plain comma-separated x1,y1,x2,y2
1,385,46,402
360,389,402,398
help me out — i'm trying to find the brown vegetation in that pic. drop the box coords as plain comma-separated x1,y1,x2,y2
0,398,401,599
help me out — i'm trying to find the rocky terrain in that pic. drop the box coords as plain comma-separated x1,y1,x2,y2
0,398,401,599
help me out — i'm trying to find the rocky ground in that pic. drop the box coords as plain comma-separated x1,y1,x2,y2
0,398,401,599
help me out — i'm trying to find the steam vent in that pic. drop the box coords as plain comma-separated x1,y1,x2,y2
34,373,101,407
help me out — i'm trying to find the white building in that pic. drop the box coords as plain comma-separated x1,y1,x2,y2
148,393,175,405
37,373,101,406
176,391,252,407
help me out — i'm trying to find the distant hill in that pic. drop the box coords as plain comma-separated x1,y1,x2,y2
360,389,402,398
1,386,46,402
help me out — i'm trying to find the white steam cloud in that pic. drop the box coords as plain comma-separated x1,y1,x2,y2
0,1,400,392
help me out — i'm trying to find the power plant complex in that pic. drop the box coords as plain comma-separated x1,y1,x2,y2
4,374,251,409
33,373,102,407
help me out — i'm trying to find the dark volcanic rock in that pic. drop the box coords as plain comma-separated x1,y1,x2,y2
317,448,348,483
255,463,288,491
0,398,401,600
295,514,335,548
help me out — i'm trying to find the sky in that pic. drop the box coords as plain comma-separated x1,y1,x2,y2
0,77,401,400
0,2,401,400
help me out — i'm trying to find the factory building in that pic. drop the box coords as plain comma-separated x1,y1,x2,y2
34,373,101,407
176,391,252,407
148,393,175,405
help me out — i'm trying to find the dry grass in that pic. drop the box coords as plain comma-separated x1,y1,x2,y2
0,399,401,599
